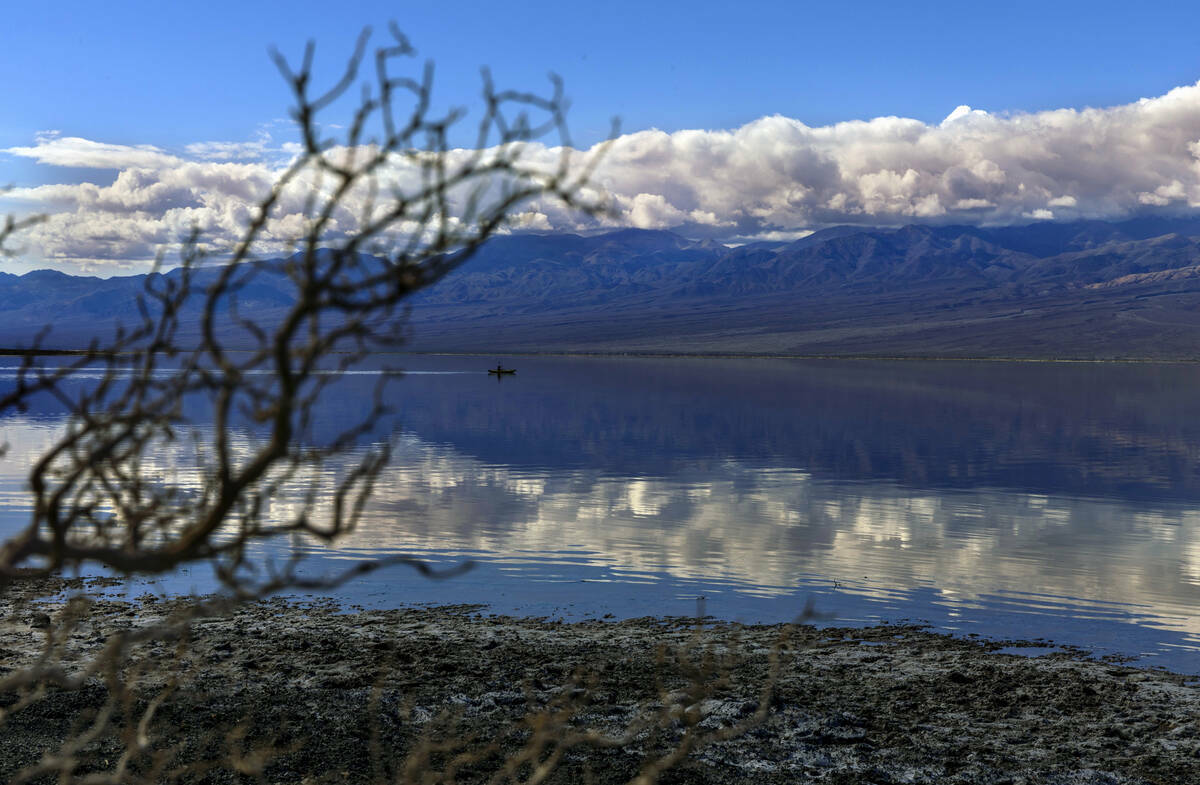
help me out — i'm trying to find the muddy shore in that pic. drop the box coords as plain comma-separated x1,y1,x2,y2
2,579,1199,784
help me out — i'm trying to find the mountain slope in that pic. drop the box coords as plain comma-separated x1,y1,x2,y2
6,218,1200,358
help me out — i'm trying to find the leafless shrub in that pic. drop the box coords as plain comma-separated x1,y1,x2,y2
0,25,792,785
0,23,612,593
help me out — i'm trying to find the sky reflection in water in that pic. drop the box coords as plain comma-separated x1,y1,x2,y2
2,356,1200,670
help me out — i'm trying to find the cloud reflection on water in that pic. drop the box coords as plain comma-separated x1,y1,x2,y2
3,358,1200,666
296,435,1200,638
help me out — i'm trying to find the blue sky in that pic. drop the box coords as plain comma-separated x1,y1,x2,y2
4,0,1200,272
5,0,1200,152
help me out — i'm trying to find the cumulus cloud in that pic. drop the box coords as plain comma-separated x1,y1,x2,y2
184,141,271,161
575,82,1200,238
183,123,305,162
6,80,1200,271
941,105,990,125
7,132,181,170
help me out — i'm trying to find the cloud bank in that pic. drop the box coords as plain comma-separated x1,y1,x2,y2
6,82,1200,271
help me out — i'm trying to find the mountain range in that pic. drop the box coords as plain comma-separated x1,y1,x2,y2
8,216,1200,358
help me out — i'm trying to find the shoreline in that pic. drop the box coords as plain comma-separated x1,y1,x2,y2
396,350,1200,364
3,347,1200,363
3,580,1198,783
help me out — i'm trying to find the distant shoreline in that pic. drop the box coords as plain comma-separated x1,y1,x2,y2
3,346,1198,364
394,349,1200,364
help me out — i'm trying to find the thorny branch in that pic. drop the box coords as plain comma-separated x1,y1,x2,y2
0,25,801,785
0,25,613,594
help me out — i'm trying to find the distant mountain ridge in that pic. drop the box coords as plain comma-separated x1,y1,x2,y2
412,217,1200,305
8,217,1200,358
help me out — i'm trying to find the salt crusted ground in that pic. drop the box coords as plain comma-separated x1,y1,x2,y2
1,578,1198,784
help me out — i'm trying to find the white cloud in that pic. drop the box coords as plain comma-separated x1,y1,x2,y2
7,80,1200,272
622,192,686,228
182,123,302,163
571,82,1200,235
184,141,270,161
727,228,815,245
5,134,181,170
941,105,990,125
1137,180,1188,206
507,211,553,231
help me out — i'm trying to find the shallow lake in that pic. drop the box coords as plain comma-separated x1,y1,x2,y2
3,355,1200,671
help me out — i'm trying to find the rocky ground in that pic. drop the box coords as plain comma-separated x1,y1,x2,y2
2,577,1199,784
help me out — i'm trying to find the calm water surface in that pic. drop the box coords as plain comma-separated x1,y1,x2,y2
3,356,1200,670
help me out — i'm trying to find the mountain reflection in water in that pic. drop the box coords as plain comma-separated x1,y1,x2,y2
2,356,1200,669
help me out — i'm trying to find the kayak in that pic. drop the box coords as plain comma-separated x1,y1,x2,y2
487,368,516,375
